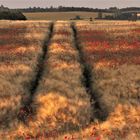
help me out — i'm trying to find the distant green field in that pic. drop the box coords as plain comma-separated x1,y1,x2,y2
23,12,112,20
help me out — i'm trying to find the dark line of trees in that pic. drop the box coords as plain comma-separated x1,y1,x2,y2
0,5,26,20
97,13,139,21
120,7,140,12
17,6,112,13
96,7,140,21
17,6,140,13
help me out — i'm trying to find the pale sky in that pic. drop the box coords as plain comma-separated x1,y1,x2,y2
0,0,140,9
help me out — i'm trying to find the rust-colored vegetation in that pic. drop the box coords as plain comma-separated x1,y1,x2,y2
0,21,51,134
0,21,140,139
74,21,140,139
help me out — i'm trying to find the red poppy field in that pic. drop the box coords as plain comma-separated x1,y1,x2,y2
0,20,140,139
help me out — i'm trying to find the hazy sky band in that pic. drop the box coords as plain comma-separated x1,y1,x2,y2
0,0,140,8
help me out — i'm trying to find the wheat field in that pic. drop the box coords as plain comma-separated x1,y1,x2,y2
0,20,140,139
23,12,112,20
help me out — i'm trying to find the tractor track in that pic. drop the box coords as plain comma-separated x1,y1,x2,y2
72,23,108,121
17,23,54,124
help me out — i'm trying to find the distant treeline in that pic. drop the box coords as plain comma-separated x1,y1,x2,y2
0,5,26,20
18,6,112,13
18,6,140,13
120,7,140,12
96,7,140,20
0,10,26,20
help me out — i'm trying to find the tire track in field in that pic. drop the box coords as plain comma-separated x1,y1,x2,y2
18,23,54,124
72,23,108,121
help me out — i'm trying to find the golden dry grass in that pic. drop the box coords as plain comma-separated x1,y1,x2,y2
74,21,140,139
0,21,52,132
21,21,91,136
23,12,112,20
0,20,140,140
